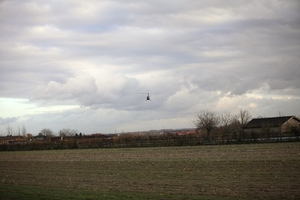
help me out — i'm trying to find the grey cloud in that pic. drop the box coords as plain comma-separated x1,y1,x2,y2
0,117,18,125
1,0,300,134
250,97,300,118
31,73,97,102
0,68,73,99
190,66,261,95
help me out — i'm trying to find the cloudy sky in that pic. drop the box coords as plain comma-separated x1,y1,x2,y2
1,0,300,135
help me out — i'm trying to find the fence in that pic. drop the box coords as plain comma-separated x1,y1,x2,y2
0,132,299,151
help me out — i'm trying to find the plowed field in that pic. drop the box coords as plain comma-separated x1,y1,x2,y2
0,143,299,199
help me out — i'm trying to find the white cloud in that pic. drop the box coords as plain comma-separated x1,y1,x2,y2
32,73,97,101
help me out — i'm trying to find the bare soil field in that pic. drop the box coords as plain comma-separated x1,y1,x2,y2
0,143,299,200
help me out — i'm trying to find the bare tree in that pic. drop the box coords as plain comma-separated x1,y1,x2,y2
219,112,245,142
236,109,252,140
40,128,54,138
59,128,77,137
193,110,220,142
220,112,234,128
6,124,12,136
238,109,252,127
22,125,27,137
219,112,235,138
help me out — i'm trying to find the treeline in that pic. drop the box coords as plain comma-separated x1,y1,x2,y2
1,109,299,151
0,130,299,151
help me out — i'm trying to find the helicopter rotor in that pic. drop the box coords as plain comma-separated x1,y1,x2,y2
137,93,151,101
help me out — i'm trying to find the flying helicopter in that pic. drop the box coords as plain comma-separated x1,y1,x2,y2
137,93,151,101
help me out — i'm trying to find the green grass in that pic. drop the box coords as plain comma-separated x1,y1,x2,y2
0,143,299,200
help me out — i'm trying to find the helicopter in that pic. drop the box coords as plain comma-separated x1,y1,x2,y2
137,93,151,101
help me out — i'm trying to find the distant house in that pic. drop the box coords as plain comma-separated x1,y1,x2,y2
33,135,47,141
243,116,300,133
0,136,27,144
0,137,11,144
177,129,196,136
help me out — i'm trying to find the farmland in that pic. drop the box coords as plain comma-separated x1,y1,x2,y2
0,143,299,200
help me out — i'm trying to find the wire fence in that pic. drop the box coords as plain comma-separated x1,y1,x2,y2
0,131,299,151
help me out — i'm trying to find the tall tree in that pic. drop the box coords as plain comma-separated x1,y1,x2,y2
238,109,252,127
220,112,235,134
22,125,27,137
18,125,21,136
6,124,12,136
193,110,220,141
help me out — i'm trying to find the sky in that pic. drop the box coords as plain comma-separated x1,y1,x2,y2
1,0,300,135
